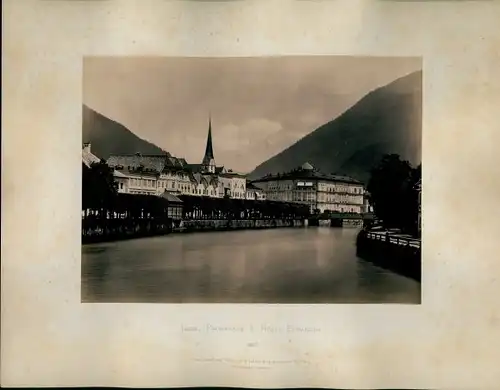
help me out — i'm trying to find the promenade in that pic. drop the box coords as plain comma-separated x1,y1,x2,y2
356,227,421,281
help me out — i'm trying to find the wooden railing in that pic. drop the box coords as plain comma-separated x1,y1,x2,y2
365,231,421,249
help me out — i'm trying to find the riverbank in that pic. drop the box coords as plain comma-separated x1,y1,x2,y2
308,218,364,228
308,213,373,229
356,229,421,282
82,218,306,244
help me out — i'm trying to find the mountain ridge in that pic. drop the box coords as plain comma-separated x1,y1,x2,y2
249,70,422,183
82,105,166,160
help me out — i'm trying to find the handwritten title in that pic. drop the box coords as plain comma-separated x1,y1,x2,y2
181,323,321,334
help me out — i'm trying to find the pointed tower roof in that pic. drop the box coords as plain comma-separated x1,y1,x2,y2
202,114,215,165
301,162,314,171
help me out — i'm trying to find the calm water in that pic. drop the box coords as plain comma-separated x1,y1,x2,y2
82,227,421,304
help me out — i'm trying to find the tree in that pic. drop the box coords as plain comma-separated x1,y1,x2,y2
367,154,420,233
82,160,118,211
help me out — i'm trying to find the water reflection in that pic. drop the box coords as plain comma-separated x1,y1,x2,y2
81,227,421,304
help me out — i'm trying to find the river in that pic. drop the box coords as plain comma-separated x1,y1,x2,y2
82,227,421,304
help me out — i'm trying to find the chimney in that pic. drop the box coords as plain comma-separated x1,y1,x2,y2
83,142,91,153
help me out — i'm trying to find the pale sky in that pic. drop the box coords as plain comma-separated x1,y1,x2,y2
83,56,421,172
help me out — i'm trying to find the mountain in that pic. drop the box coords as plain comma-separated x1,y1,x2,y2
82,105,165,160
249,71,422,183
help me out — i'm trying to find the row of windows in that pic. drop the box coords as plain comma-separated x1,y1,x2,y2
232,191,245,198
116,177,256,200
317,195,363,204
123,186,245,199
128,178,238,194
295,195,316,201
160,175,190,181
246,194,266,200
266,188,362,195
129,178,156,188
266,194,315,202
318,186,363,194
129,190,155,195
320,206,362,213
232,183,246,190
128,178,215,195
268,184,293,191
167,207,182,219
266,182,363,194
267,190,314,195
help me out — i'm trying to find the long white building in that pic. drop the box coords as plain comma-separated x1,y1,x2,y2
97,116,253,200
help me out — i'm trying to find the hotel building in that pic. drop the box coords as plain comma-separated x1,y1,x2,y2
251,162,365,214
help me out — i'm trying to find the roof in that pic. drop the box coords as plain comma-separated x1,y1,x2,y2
107,154,168,172
253,165,362,185
186,164,226,174
192,173,209,186
207,175,219,186
220,171,247,178
118,169,159,178
301,162,314,171
166,156,187,169
160,192,183,203
189,173,220,186
82,149,101,168
113,170,128,178
186,163,202,172
246,182,262,191
107,153,188,173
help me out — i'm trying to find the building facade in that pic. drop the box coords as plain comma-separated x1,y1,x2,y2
104,116,248,200
252,162,365,214
216,172,245,199
113,169,159,195
246,182,266,201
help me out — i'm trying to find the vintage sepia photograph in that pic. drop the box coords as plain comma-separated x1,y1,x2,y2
81,56,422,304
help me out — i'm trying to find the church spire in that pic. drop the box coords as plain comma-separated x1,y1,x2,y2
202,114,216,172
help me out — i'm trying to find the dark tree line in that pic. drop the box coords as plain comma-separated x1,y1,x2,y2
367,154,421,235
82,160,118,211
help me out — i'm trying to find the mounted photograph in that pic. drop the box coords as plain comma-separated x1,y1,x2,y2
81,56,422,304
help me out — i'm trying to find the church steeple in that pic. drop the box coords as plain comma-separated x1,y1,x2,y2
201,114,216,173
